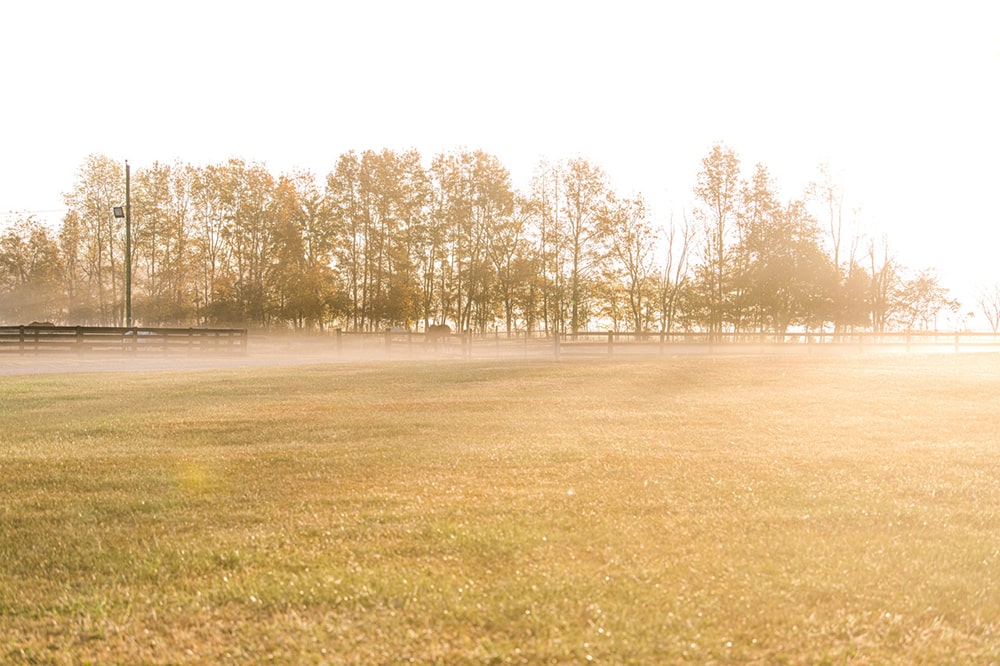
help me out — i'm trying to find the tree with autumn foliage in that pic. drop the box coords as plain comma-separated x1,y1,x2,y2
600,194,658,333
0,147,971,336
0,216,63,322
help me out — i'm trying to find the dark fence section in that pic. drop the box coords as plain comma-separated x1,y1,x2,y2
0,325,248,355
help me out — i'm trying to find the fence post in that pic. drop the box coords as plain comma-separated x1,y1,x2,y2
18,325,24,355
335,328,343,355
385,328,393,355
553,331,560,359
607,331,614,355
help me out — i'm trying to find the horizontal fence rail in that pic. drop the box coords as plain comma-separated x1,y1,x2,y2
0,325,248,355
324,329,1000,359
6,326,995,359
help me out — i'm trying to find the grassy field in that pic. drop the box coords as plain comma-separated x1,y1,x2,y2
1,353,999,664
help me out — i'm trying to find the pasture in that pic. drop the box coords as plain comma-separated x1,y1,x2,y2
1,354,999,664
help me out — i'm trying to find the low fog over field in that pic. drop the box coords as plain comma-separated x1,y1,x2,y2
6,327,998,378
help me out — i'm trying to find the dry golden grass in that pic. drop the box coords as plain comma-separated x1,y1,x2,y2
1,354,999,664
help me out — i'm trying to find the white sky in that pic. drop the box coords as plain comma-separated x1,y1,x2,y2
2,0,998,312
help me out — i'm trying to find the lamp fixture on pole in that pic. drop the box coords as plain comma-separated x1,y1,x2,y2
112,160,132,328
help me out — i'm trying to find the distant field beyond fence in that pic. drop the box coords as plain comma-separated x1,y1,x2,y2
0,325,247,355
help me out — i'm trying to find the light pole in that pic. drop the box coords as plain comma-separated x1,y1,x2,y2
112,160,132,328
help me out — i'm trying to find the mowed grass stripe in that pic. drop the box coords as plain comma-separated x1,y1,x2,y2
1,355,998,664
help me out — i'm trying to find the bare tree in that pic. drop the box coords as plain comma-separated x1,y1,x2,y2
809,163,845,269
657,211,694,333
868,236,896,334
977,283,1000,334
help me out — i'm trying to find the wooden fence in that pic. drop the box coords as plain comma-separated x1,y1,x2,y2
328,328,1000,359
0,325,248,355
5,325,995,359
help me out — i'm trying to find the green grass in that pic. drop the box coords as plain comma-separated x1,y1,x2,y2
1,354,999,664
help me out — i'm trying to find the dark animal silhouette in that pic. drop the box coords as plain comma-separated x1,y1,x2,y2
27,321,55,327
425,323,451,347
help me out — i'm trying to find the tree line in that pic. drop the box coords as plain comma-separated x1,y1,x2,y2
0,145,963,334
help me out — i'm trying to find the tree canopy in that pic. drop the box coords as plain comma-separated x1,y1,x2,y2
0,145,960,333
